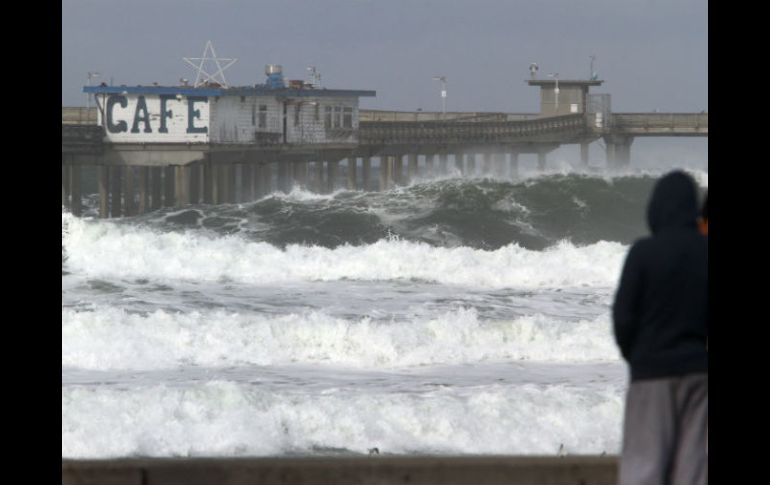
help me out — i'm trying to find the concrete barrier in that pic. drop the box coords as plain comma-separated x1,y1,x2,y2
62,455,618,485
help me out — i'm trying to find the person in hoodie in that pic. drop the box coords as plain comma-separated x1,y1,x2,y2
613,171,708,485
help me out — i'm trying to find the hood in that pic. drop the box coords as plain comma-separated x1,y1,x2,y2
647,171,699,234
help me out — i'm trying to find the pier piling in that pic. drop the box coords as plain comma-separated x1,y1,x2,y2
138,167,149,213
347,158,357,190
151,167,162,210
70,165,81,217
111,167,123,217
98,166,109,218
407,154,418,182
163,167,175,207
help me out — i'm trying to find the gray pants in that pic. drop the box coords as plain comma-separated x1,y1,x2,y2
619,373,708,485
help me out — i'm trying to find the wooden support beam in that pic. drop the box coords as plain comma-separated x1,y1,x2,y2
347,158,357,190
379,157,388,191
483,152,492,174
407,154,418,182
362,157,371,191
234,164,243,202
70,165,82,217
111,166,123,217
175,165,190,207
250,162,258,200
313,161,324,193
467,154,477,175
262,163,273,195
393,154,403,185
151,167,162,210
62,165,71,209
242,163,253,201
163,167,175,207
197,163,205,204
123,166,136,216
278,161,290,193
510,152,519,180
138,167,149,214
439,153,448,175
327,160,339,193
98,166,109,218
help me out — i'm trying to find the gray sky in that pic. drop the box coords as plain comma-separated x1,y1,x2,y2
62,0,707,114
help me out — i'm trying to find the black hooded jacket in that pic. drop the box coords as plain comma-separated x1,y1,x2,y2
613,171,708,381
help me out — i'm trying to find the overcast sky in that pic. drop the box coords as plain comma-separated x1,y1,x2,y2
62,0,707,114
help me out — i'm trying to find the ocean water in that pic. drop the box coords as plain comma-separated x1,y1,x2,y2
62,168,707,458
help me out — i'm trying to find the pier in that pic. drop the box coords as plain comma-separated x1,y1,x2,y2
62,78,707,218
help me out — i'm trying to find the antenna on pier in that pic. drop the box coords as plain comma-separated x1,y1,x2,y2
529,63,539,79
432,76,447,115
589,55,598,80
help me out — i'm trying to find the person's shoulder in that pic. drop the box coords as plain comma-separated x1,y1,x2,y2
628,236,654,253
622,237,654,264
636,230,705,256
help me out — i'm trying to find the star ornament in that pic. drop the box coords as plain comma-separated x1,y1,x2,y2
183,40,238,88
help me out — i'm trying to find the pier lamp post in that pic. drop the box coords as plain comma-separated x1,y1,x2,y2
548,73,559,114
86,72,101,110
432,76,447,117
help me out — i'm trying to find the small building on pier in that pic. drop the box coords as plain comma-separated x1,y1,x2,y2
84,66,376,146
527,79,603,117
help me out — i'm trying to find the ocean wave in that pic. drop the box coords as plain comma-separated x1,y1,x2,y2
62,380,622,458
62,306,620,370
62,213,627,287
71,172,705,249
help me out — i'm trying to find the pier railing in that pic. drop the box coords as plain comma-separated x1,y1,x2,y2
62,124,103,154
359,110,540,123
62,107,97,125
359,113,588,145
609,113,708,136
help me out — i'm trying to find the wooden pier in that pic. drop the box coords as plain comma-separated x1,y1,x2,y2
62,89,707,218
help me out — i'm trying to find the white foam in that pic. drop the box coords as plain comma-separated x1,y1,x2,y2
685,168,708,188
268,185,348,202
410,164,709,188
62,306,620,370
62,213,627,288
62,380,623,458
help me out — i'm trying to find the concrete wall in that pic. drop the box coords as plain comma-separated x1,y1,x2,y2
62,456,618,485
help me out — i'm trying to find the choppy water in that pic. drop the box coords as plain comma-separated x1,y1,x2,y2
62,169,707,458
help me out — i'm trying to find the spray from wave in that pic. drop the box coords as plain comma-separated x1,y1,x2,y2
72,172,705,250
62,212,626,288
